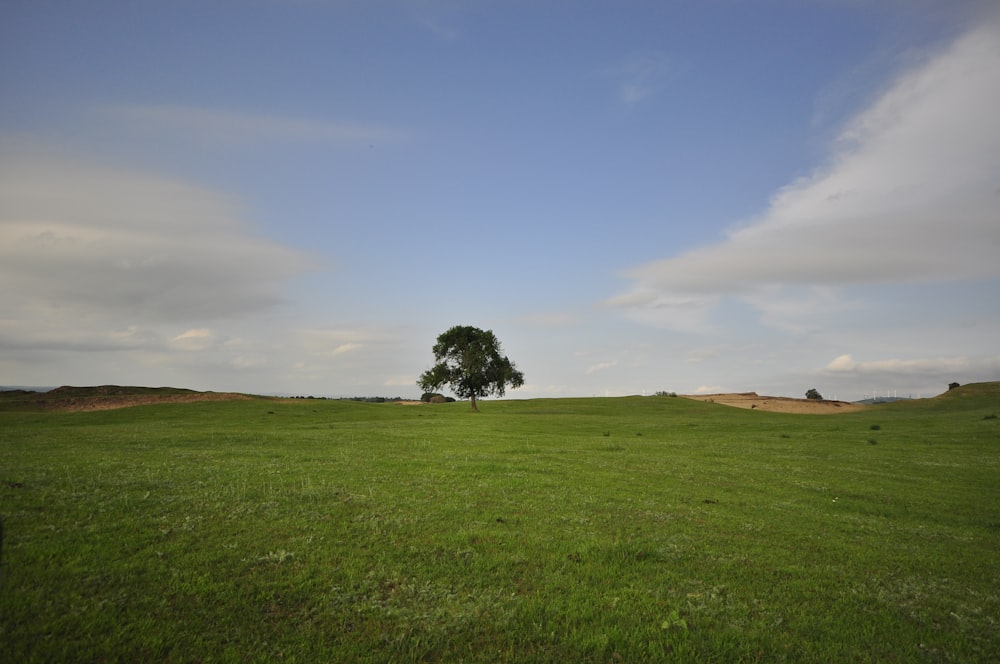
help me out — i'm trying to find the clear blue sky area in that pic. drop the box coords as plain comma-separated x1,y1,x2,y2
2,0,998,400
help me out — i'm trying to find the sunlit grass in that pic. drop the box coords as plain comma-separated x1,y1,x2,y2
2,387,998,661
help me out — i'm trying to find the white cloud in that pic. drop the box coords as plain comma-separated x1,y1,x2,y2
817,352,1000,397
99,105,410,145
740,286,858,334
604,51,676,106
606,288,722,333
297,326,399,357
384,374,418,387
610,19,1000,329
824,353,985,376
825,354,859,372
333,343,363,355
586,360,618,375
108,325,161,349
289,325,424,392
0,319,164,353
230,354,266,370
0,143,318,325
0,140,325,391
170,329,217,351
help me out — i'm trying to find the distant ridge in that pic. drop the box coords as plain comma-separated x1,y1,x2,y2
854,396,913,405
0,385,255,412
855,382,1000,406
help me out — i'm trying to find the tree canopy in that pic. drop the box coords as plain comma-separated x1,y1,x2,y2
805,388,823,400
417,325,524,411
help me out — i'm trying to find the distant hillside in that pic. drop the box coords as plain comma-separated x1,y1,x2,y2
855,382,1000,412
854,396,914,405
926,381,1000,409
0,385,256,412
855,383,1000,405
935,381,1000,397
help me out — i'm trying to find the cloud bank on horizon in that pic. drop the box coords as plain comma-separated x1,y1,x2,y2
0,2,997,399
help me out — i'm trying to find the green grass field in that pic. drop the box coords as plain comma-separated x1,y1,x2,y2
2,384,998,662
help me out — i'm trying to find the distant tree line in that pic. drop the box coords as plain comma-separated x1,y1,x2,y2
340,396,408,403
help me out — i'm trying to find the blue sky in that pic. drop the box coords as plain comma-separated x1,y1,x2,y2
2,0,998,400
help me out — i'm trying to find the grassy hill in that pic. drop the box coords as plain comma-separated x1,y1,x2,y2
1,383,998,661
0,384,254,412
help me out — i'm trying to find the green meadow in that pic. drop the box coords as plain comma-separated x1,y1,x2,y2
1,385,998,662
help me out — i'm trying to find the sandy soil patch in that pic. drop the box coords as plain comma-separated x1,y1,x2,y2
52,392,257,412
682,392,866,414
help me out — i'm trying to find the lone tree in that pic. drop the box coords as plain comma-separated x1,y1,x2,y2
417,325,524,411
805,388,823,400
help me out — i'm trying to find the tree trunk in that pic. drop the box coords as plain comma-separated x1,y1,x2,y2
470,394,479,411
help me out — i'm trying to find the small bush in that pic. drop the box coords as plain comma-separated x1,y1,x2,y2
870,424,881,431
868,439,878,445
421,392,454,403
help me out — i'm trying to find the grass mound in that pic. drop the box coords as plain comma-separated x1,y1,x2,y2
0,385,254,412
928,381,1000,407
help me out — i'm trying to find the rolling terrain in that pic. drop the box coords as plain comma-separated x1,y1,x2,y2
1,383,998,661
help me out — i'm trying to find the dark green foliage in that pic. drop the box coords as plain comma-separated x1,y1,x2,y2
805,388,823,400
420,392,455,403
949,382,961,390
418,325,524,411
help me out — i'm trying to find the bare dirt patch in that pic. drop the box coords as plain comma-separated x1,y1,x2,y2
682,392,866,414
49,392,257,412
